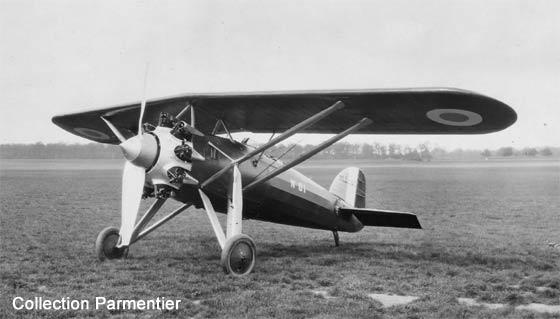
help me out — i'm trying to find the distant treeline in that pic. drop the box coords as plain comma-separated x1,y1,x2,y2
1,142,557,161
268,143,558,161
0,143,122,159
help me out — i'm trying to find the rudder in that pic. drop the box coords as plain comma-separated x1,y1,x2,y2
329,167,366,208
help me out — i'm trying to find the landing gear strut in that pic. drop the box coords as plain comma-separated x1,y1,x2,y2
95,200,191,262
199,164,257,276
333,230,340,247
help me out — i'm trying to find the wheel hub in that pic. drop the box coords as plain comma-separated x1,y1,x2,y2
229,242,254,274
102,232,120,257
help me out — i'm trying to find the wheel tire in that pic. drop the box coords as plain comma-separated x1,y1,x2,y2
221,234,256,276
95,227,126,261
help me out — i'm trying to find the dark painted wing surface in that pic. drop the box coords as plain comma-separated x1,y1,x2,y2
52,88,516,144
340,208,422,229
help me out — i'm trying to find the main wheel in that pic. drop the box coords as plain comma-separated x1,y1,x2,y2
221,234,256,276
95,226,126,261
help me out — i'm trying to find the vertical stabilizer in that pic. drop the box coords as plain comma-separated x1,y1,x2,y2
329,167,366,208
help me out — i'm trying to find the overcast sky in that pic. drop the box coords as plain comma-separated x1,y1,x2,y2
1,0,559,149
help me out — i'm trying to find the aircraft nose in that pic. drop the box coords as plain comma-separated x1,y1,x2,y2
119,134,158,168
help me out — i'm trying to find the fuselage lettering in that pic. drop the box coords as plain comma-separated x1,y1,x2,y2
289,179,306,193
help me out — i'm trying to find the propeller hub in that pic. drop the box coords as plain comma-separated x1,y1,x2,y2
119,134,158,169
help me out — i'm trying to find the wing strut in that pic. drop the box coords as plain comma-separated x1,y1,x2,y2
201,100,346,189
243,118,372,191
176,103,192,123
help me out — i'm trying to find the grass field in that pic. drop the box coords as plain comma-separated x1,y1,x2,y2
1,159,559,318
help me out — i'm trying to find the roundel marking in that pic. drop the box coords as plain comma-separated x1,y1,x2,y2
74,127,110,140
426,109,483,127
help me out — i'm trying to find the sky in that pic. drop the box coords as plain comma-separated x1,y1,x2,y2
1,0,559,150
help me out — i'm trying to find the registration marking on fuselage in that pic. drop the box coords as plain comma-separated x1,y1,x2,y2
290,179,307,193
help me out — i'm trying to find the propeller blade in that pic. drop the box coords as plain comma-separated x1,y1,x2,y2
138,63,150,135
119,161,146,246
101,117,126,143
138,98,146,135
226,164,243,238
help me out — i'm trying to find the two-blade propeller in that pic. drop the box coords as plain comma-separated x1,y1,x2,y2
103,98,150,246
102,96,205,247
102,89,242,247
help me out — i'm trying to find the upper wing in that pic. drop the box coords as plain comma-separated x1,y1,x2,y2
52,88,516,144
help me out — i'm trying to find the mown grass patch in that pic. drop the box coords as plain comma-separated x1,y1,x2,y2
1,160,559,318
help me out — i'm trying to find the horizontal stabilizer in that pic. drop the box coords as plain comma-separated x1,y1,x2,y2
340,208,421,229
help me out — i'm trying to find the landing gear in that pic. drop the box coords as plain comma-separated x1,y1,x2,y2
95,227,126,261
199,164,257,276
221,234,256,276
95,202,192,262
333,230,340,247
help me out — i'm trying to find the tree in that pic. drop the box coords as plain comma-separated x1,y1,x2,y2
522,147,538,156
360,143,374,159
481,149,492,157
372,143,387,159
403,149,422,161
497,147,514,157
349,144,360,159
418,143,432,161
388,143,402,159
540,147,553,156
431,147,447,160
332,142,350,159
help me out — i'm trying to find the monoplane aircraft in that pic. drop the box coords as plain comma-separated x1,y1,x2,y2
52,88,516,276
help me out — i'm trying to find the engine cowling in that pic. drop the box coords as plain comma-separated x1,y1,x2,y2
144,126,204,192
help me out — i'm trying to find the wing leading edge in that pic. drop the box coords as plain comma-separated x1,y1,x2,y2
52,88,516,144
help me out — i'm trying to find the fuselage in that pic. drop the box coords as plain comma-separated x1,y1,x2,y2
172,135,363,232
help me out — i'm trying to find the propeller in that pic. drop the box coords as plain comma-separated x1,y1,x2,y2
100,65,207,247
112,99,151,246
114,85,153,246
101,65,158,247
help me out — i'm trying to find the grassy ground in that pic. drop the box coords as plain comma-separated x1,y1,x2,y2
1,159,559,318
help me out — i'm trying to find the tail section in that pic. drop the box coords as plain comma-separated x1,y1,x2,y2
331,167,422,229
329,167,366,208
